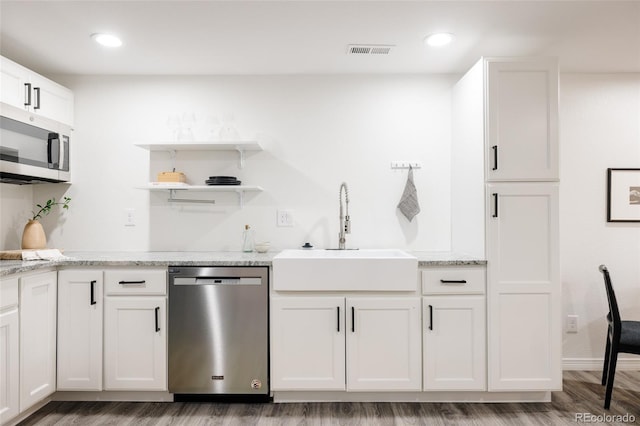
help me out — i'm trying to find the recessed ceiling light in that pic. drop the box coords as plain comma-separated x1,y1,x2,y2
91,33,122,48
424,33,455,47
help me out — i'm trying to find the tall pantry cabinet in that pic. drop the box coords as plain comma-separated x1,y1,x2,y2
452,57,561,392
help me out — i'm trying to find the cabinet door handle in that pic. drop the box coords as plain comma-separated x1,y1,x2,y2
154,307,160,332
24,83,31,106
351,306,355,333
336,306,340,332
491,145,498,171
33,87,41,110
119,280,146,285
428,305,433,331
90,280,97,305
440,279,467,284
492,193,499,218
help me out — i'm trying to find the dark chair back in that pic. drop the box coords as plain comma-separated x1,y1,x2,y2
599,265,621,337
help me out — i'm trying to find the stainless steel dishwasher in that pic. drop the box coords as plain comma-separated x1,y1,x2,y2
168,266,269,401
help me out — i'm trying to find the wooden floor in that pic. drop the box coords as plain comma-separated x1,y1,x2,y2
19,371,640,425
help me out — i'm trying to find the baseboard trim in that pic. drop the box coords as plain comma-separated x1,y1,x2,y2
563,357,640,371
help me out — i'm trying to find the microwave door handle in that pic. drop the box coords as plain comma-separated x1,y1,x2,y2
60,137,67,171
47,133,60,169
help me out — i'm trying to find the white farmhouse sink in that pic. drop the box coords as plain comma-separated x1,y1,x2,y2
272,249,418,291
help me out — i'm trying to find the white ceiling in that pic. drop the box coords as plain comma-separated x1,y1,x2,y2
1,0,639,76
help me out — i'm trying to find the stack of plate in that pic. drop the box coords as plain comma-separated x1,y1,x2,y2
205,176,241,186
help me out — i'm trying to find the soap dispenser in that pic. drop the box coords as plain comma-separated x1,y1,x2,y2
242,224,255,252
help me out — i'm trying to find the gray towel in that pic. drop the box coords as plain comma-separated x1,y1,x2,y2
397,166,420,222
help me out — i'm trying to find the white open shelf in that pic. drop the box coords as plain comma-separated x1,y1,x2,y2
135,141,262,168
137,184,263,208
135,141,262,151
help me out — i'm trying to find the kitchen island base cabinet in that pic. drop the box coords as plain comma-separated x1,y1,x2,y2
271,296,421,392
104,297,167,391
57,270,104,391
19,271,57,412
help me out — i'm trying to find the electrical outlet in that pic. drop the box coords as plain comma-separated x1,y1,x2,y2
124,208,136,227
277,209,294,227
566,315,578,333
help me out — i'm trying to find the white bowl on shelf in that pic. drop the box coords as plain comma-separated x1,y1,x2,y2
254,242,270,253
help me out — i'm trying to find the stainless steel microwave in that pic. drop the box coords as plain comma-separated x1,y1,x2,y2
0,102,71,184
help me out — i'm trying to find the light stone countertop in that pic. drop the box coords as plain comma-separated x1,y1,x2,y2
0,250,486,277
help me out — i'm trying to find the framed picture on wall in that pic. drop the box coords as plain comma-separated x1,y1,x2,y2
607,168,640,222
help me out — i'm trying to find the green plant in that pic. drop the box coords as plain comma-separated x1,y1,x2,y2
31,197,71,221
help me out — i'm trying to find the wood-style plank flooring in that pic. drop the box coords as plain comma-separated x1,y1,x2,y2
19,371,640,425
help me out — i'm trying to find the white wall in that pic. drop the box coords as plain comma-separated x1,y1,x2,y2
0,183,33,250
36,74,454,252
559,73,640,366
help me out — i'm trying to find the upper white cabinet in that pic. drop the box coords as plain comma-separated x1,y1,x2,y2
19,271,57,411
0,55,74,126
486,58,559,181
57,270,103,391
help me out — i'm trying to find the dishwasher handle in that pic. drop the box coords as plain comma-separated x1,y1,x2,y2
172,276,262,285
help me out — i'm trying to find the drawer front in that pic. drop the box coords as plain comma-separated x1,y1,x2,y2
104,269,166,296
422,266,485,295
0,276,19,309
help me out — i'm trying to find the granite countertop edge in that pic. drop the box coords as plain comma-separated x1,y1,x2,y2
0,251,487,277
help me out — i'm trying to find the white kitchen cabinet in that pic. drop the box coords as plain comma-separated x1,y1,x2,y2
0,276,19,424
452,57,561,395
0,56,29,110
423,296,486,391
485,58,558,181
347,297,422,391
271,296,421,392
271,297,345,391
486,183,561,391
19,271,57,411
57,270,103,391
104,296,167,391
0,56,74,125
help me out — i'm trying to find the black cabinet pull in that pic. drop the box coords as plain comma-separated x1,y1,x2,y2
154,307,160,332
90,280,97,305
337,306,340,332
492,193,499,218
491,145,498,170
351,306,355,333
119,280,146,285
428,305,433,331
33,87,41,110
440,279,467,284
24,83,31,106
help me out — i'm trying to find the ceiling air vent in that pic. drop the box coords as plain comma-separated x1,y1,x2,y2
347,44,394,55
